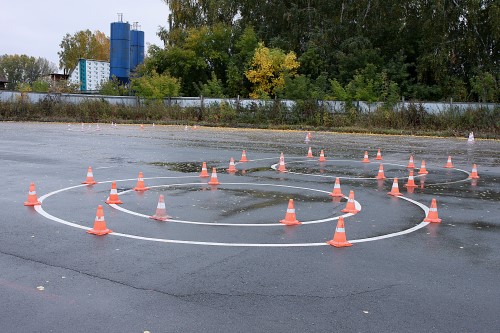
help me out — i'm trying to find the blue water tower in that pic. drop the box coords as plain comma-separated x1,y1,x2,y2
110,13,130,84
130,22,145,72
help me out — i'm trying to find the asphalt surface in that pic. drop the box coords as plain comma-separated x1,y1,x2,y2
1,122,499,332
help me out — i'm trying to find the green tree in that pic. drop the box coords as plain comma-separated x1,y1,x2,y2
0,54,56,89
99,76,129,96
32,80,50,93
58,30,110,75
131,71,181,101
471,72,498,102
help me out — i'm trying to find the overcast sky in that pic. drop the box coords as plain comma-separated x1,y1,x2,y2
1,0,168,72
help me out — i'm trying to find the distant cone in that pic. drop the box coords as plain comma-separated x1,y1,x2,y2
304,134,310,143
444,156,454,168
199,162,209,178
467,132,475,144
306,147,313,158
240,150,248,162
82,166,97,185
133,172,149,191
375,164,386,180
150,194,170,221
341,190,359,214
418,160,428,175
87,205,112,235
24,182,41,206
362,151,370,163
105,181,123,204
329,177,344,197
387,178,402,196
407,155,415,168
280,199,301,225
404,170,418,188
277,152,287,172
327,217,352,247
227,157,237,173
140,124,144,130
469,164,480,179
208,167,220,185
375,148,383,160
319,149,326,162
307,132,312,140
424,198,442,223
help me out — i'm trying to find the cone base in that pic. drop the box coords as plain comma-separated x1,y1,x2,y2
150,215,171,221
469,175,479,179
280,219,301,225
226,168,237,173
387,191,402,196
24,201,41,206
407,165,415,169
307,155,313,158
341,208,359,214
424,217,442,223
199,174,209,178
133,187,150,192
329,192,344,198
418,171,428,175
327,240,353,247
404,184,418,188
105,199,123,205
362,160,370,163
445,164,454,168
87,228,112,235
376,175,386,180
208,181,220,185
82,181,97,185
239,158,248,163
375,157,383,160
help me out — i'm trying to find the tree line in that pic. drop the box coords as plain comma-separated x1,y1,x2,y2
139,0,498,102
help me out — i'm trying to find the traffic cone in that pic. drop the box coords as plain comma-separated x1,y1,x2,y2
424,198,442,223
277,152,287,172
444,156,454,168
418,160,428,175
133,172,149,191
87,205,112,235
319,150,326,162
150,194,170,221
199,162,209,178
387,178,402,196
375,164,386,180
307,132,312,140
227,157,237,173
341,190,359,214
81,166,97,185
240,150,248,162
326,216,352,247
105,181,123,204
140,124,144,130
208,167,220,185
304,134,310,143
24,182,41,206
407,155,415,169
329,177,344,197
375,148,383,160
467,132,475,144
362,151,370,163
279,199,301,225
469,164,480,179
306,147,313,158
405,170,418,188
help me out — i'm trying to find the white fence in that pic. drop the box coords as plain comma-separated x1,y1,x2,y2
0,91,497,114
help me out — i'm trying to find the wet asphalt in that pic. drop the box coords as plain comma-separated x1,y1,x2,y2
1,122,499,332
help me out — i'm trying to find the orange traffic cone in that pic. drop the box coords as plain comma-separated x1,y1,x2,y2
424,198,442,223
240,150,248,162
341,190,359,214
387,178,402,196
307,132,312,140
277,152,287,172
279,199,301,225
375,148,383,160
405,170,418,188
82,166,97,185
327,216,352,247
362,151,370,163
105,181,123,204
227,157,237,173
87,205,112,235
150,194,170,221
329,177,344,197
24,182,41,206
140,124,144,130
375,164,386,180
469,164,480,179
418,160,428,175
133,172,149,191
208,167,220,185
307,147,313,158
319,150,326,162
407,155,415,168
199,162,209,178
444,156,454,168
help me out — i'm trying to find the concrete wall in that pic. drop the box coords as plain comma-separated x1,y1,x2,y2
0,91,497,114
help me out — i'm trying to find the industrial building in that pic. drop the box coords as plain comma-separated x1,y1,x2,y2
70,14,144,92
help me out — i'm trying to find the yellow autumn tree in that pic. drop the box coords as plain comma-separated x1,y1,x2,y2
245,42,299,99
